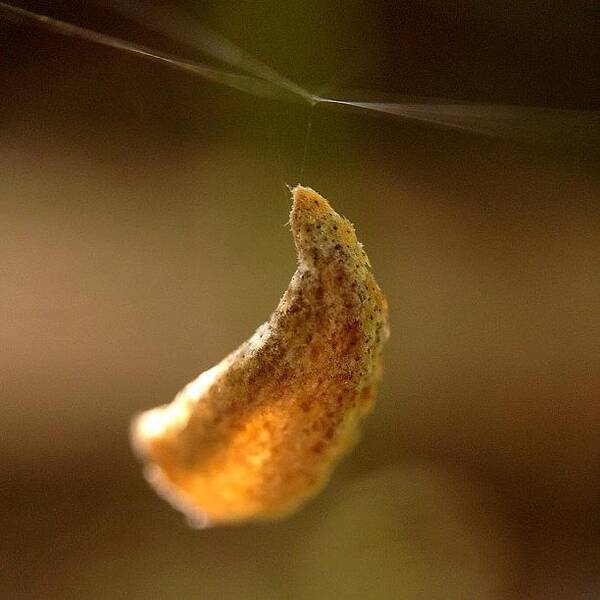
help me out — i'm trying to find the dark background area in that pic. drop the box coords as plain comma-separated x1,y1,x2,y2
2,1,599,598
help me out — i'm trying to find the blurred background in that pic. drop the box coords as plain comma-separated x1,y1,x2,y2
1,1,599,598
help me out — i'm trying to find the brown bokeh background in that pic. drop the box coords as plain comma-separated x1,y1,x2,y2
2,2,599,599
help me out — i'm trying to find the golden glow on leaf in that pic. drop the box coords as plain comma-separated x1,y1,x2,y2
131,186,389,526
